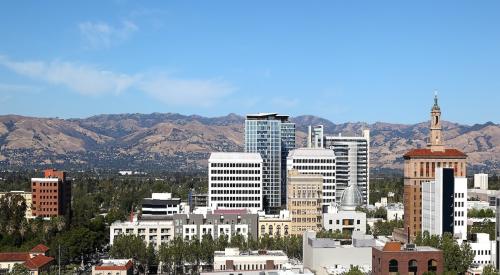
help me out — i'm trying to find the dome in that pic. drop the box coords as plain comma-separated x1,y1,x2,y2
340,183,363,211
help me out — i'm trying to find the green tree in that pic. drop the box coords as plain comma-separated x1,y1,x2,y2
482,264,498,275
344,265,364,275
10,263,30,275
110,234,148,272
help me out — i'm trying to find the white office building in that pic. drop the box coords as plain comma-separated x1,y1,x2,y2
209,152,263,212
422,168,467,240
110,219,175,250
245,113,295,210
323,130,370,205
307,125,324,148
287,148,336,207
474,173,489,190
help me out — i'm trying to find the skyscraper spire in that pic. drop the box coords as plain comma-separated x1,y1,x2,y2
429,93,444,152
432,91,440,110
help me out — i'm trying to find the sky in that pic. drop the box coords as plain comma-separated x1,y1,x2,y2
0,1,499,124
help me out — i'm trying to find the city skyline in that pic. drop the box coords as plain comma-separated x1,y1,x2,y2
0,1,499,124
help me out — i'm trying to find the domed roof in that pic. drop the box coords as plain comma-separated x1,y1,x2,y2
340,183,363,211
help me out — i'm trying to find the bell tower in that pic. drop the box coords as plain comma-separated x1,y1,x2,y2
429,93,444,152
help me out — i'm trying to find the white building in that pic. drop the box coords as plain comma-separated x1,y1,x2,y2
307,125,324,149
209,152,263,212
213,248,289,272
323,209,366,235
302,231,383,275
287,148,336,207
110,219,175,250
422,168,467,240
469,233,496,268
386,203,404,222
474,173,489,190
141,193,182,217
323,130,370,205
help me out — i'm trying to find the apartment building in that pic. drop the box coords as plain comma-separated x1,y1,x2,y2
31,169,71,218
110,219,175,250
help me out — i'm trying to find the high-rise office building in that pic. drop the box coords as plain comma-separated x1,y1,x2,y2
208,152,263,212
307,125,324,148
286,148,336,208
287,170,323,235
31,169,71,218
324,130,370,205
245,113,295,210
474,173,489,190
421,168,467,240
496,194,500,270
403,95,467,238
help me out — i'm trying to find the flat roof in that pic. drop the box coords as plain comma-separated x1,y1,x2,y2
209,152,262,162
31,178,60,182
288,148,335,158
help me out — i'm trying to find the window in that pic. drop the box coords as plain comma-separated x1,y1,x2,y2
428,259,437,272
389,259,398,273
408,259,418,274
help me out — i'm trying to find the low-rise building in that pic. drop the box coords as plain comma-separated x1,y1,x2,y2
140,193,182,218
323,209,366,235
386,203,404,222
0,191,33,219
110,218,175,250
213,248,288,272
258,210,292,238
468,233,496,268
0,244,54,275
92,259,133,275
302,231,382,275
189,190,209,209
174,211,259,241
372,242,444,275
474,173,488,190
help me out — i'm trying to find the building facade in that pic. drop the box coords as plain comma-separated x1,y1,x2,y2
421,168,467,240
141,193,182,218
286,148,336,208
92,259,133,275
258,210,291,238
31,169,71,218
307,125,324,149
469,233,496,269
173,212,259,241
245,113,295,210
403,96,467,238
110,219,175,250
372,242,444,275
213,248,288,272
324,130,370,205
474,174,489,190
323,210,366,235
208,152,263,212
287,170,323,235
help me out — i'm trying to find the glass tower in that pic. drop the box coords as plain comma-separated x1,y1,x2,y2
245,113,295,210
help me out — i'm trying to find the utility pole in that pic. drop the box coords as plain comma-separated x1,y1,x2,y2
58,244,61,275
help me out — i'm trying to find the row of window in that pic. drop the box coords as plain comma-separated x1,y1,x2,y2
293,159,334,163
210,190,261,194
386,259,437,273
211,176,261,181
211,163,261,168
454,220,465,226
211,183,261,188
211,196,261,201
474,249,491,255
211,170,261,174
454,201,465,207
33,182,59,187
215,203,261,208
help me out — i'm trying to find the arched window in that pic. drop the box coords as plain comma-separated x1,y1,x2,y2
408,259,418,274
269,225,273,235
260,225,265,235
389,259,398,273
276,225,281,236
284,225,289,235
428,259,437,272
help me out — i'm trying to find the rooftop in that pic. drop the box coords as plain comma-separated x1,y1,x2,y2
246,113,290,121
403,148,466,159
95,259,133,271
31,178,60,182
0,252,30,262
215,248,287,257
374,242,440,252
24,254,54,270
287,148,336,158
209,152,263,162
30,244,49,254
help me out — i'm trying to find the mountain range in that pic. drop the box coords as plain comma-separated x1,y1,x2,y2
0,113,498,174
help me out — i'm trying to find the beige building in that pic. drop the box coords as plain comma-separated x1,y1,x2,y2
0,244,54,274
258,210,291,238
213,248,288,272
403,95,467,238
287,170,323,236
0,191,33,219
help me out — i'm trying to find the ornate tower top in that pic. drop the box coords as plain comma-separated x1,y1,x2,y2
429,93,444,152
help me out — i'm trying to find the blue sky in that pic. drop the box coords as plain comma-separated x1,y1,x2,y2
0,1,499,124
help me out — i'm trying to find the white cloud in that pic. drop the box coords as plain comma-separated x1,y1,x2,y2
0,55,233,107
79,20,138,49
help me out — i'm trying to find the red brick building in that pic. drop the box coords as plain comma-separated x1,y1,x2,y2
372,242,443,275
31,169,71,218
